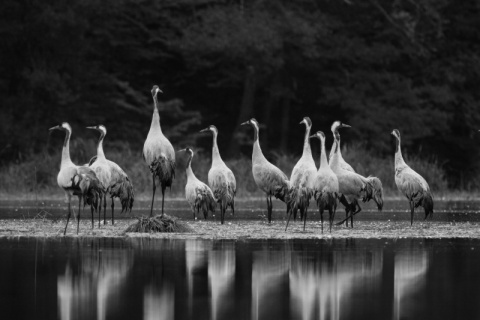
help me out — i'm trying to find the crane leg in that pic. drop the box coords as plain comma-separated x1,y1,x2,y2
103,193,107,225
161,186,166,218
266,195,272,223
328,206,333,233
150,174,156,218
320,207,324,233
64,200,72,236
98,196,102,228
111,197,115,225
303,208,307,231
91,204,94,229
410,201,414,225
77,196,82,235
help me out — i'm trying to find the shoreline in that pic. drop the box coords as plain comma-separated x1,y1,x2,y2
1,218,479,240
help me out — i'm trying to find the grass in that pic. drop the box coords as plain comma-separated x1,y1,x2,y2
0,141,471,201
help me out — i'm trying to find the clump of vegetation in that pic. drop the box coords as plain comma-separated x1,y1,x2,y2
125,214,193,233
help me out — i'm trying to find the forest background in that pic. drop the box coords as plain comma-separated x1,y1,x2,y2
1,0,480,199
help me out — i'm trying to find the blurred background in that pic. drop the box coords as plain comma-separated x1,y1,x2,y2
1,0,479,198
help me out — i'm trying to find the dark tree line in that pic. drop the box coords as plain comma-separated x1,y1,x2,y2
1,0,480,188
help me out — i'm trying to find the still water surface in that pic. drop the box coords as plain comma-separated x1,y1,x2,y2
1,237,480,320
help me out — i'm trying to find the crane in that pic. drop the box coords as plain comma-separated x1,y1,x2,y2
87,125,134,226
199,125,236,224
241,118,290,223
391,129,433,224
180,148,216,220
329,122,374,228
143,85,175,217
310,131,339,232
329,121,383,226
286,117,317,231
49,122,104,235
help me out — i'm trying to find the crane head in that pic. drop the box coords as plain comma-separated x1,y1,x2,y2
199,125,218,134
391,129,401,140
240,118,259,127
309,131,325,141
151,85,163,97
49,122,71,133
300,117,312,127
86,125,107,135
331,121,351,133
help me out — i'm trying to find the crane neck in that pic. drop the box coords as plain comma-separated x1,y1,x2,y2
329,133,341,169
394,136,406,168
186,155,196,180
96,131,107,160
301,124,312,158
211,130,223,165
150,95,163,134
61,130,74,169
252,128,267,165
319,138,329,169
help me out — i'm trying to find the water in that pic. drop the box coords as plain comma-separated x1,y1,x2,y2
1,237,480,320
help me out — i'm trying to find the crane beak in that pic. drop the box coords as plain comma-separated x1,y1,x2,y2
177,148,186,153
240,121,249,126
199,128,210,133
341,124,351,128
309,134,317,139
86,126,97,130
299,119,306,125
49,125,60,131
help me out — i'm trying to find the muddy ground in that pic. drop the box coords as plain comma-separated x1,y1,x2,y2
0,217,479,240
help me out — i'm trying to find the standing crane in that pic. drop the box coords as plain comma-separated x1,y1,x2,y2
241,118,290,223
310,131,339,232
391,129,433,225
180,148,216,220
143,85,175,217
87,125,134,226
199,125,236,224
329,121,383,226
49,122,104,235
286,117,317,231
329,122,374,228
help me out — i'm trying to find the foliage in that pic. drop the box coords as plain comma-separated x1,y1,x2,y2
0,0,479,189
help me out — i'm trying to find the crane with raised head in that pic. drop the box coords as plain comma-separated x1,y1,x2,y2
329,121,374,228
49,122,104,235
310,131,339,232
286,117,317,231
329,121,383,226
199,125,236,224
87,125,134,226
241,118,290,223
143,85,175,218
391,129,433,225
180,148,216,220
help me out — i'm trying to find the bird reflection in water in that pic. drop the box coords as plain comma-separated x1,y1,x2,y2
289,249,383,320
393,250,429,320
251,248,291,320
208,243,236,320
57,248,133,320
143,283,174,320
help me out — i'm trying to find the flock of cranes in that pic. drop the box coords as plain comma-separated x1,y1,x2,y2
50,85,434,235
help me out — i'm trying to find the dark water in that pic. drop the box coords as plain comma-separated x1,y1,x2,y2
1,237,480,320
3,199,480,222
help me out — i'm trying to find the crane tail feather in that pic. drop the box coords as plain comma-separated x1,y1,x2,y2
150,156,176,189
422,191,434,219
